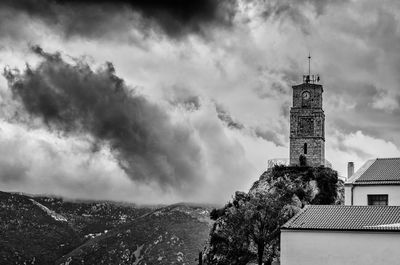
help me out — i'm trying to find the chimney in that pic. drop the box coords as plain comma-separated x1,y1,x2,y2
347,162,354,180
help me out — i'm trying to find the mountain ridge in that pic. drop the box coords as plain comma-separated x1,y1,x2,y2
0,190,213,265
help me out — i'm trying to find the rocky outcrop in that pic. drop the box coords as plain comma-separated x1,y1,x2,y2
203,165,341,265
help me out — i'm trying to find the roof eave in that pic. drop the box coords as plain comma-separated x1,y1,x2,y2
281,228,400,233
353,181,400,185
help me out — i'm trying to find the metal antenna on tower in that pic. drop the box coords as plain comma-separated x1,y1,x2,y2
303,52,320,84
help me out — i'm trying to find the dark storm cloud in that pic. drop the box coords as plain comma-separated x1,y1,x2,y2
0,0,345,42
215,104,244,130
167,86,287,147
260,0,346,19
331,111,400,148
254,128,285,147
255,0,348,34
0,0,237,40
279,101,291,120
59,0,236,37
215,104,286,146
326,81,400,147
3,46,205,190
254,82,289,99
332,133,371,160
252,66,296,101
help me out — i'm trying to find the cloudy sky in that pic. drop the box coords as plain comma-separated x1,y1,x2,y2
0,0,399,204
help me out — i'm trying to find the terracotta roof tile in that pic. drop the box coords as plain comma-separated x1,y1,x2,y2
346,158,400,185
282,205,400,231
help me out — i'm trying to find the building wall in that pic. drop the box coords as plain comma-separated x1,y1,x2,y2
350,185,400,206
281,230,400,265
344,185,353,205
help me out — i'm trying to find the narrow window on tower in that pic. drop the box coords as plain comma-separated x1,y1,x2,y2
304,143,308,154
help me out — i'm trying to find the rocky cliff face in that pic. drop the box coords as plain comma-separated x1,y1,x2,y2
250,165,343,205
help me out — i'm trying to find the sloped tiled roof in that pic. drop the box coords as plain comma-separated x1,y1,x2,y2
282,205,400,231
348,158,400,185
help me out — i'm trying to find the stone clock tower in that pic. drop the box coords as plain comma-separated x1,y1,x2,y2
289,74,325,167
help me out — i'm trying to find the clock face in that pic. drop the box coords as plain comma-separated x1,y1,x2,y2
302,91,310,100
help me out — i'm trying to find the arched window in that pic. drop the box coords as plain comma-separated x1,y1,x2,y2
304,143,308,154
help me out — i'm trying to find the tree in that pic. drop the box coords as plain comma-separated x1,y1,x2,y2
204,165,339,265
243,191,299,265
206,193,255,265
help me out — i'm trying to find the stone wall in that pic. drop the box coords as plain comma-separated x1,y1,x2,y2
292,83,323,109
289,82,325,167
290,138,324,166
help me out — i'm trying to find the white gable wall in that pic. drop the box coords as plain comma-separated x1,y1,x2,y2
344,185,352,205
281,230,400,265
345,185,400,206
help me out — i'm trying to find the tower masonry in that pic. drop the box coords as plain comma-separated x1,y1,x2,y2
289,79,325,167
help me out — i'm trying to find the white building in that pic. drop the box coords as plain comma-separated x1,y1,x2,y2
281,157,400,265
281,205,400,265
345,158,400,206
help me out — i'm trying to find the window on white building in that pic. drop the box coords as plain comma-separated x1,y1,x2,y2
367,194,388,206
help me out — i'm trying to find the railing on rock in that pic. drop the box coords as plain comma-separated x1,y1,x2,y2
267,158,290,169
